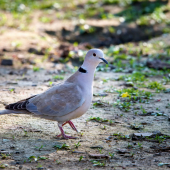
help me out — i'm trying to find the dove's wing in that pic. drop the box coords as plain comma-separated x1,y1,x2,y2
27,82,85,117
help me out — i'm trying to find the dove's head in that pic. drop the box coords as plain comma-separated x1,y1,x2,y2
84,49,108,67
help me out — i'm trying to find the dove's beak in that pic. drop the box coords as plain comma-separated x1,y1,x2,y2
100,58,108,64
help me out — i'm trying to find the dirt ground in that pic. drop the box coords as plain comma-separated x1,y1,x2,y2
0,66,170,170
0,2,170,169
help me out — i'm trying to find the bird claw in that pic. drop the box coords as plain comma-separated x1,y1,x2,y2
62,135,77,139
56,133,77,139
57,124,78,140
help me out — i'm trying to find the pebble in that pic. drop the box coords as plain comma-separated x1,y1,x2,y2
153,153,161,157
154,159,159,162
90,145,103,149
2,139,10,143
19,165,23,169
37,168,44,170
1,59,13,66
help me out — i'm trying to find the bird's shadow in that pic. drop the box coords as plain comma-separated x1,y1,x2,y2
0,136,64,163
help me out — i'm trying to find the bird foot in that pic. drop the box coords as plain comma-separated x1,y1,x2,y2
56,133,77,139
57,124,77,139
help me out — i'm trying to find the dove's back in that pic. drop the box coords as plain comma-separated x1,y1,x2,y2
1,80,86,118
27,81,85,117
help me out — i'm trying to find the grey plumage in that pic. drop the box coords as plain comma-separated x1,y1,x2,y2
0,49,107,139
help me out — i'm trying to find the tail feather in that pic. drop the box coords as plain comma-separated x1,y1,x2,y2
0,110,13,115
0,109,31,115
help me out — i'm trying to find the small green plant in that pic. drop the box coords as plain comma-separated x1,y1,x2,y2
74,141,81,148
38,156,48,160
53,75,64,80
33,66,40,72
98,148,103,154
28,155,48,162
9,88,14,92
130,152,135,157
117,72,147,83
79,132,84,136
109,120,114,124
79,156,83,162
53,143,70,150
146,134,166,143
119,102,131,112
162,76,170,84
113,133,130,140
102,78,109,83
36,163,42,168
148,81,165,92
88,117,109,123
49,81,53,86
56,160,61,164
28,156,38,162
138,143,143,149
127,143,133,149
115,88,153,101
91,160,105,167
154,135,165,143
134,111,138,115
108,152,114,158
93,100,109,107
23,129,28,136
1,153,9,159
39,16,52,23
35,145,44,151
166,103,170,108
142,108,147,114
11,41,22,49
0,164,5,168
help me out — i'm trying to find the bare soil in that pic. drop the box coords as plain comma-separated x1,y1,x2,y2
0,5,170,169
0,67,170,170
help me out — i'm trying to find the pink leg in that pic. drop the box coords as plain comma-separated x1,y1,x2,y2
68,121,78,132
62,121,78,132
56,124,77,139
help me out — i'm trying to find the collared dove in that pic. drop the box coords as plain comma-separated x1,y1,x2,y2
0,49,108,139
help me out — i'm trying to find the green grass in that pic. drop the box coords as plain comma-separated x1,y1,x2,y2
112,88,154,112
0,0,168,24
53,75,64,80
74,141,81,148
118,72,147,83
0,0,63,12
116,88,153,100
146,134,170,143
33,66,40,72
88,116,109,123
39,16,53,23
112,132,130,140
147,81,165,91
91,160,105,167
53,143,70,150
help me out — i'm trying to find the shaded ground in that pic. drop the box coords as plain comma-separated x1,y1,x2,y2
0,0,170,169
0,66,170,169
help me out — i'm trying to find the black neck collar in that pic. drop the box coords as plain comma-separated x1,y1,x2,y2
79,67,87,73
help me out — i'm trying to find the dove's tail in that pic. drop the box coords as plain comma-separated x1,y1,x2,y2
0,109,20,115
0,110,13,115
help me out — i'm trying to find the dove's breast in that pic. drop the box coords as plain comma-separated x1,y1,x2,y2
55,89,93,123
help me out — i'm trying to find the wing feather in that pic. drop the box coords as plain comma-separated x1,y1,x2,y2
27,82,85,117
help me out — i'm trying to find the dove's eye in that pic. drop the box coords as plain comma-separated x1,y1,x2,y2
93,53,96,57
